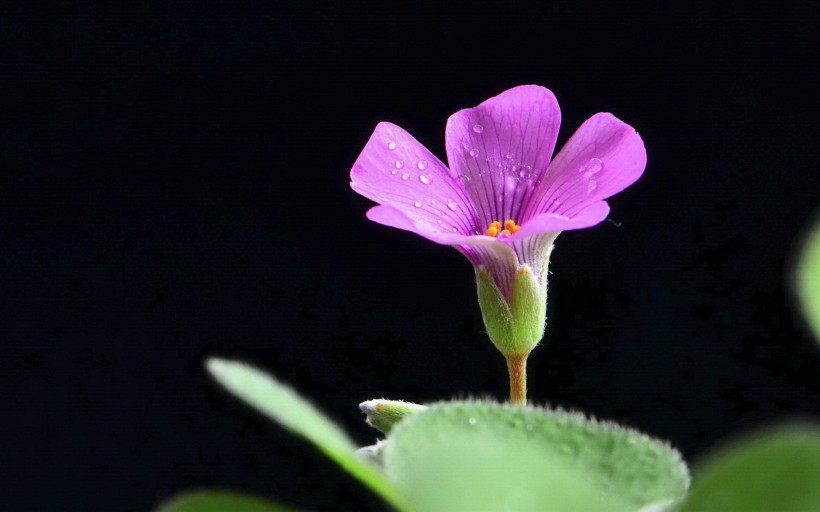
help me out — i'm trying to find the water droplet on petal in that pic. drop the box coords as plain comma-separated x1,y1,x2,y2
447,200,458,211
469,148,480,158
401,173,410,180
395,160,404,169
417,160,428,170
414,201,422,207
472,124,484,134
419,173,432,185
391,169,398,175
387,141,397,150
458,174,471,186
506,152,515,160
451,227,458,232
436,219,442,224
587,180,598,192
579,157,603,175
506,175,520,189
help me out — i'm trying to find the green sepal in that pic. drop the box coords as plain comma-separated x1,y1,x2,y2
511,265,547,349
360,399,427,434
477,264,546,357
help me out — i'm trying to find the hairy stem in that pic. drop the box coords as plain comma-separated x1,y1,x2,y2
506,353,528,405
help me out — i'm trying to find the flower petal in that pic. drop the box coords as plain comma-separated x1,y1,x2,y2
510,232,559,288
512,201,611,239
522,113,646,220
366,204,521,299
365,204,508,248
351,122,479,238
458,242,520,300
445,85,561,229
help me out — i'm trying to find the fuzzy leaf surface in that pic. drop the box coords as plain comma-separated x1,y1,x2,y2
383,401,689,512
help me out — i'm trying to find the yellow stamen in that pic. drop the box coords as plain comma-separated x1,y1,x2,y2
485,219,522,237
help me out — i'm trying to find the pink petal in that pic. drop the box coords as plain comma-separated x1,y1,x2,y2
365,204,511,247
366,203,520,297
351,122,479,238
445,85,561,230
522,113,646,220
459,242,520,300
510,231,559,290
512,201,611,239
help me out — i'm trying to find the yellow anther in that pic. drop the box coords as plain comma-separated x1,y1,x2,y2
485,219,521,237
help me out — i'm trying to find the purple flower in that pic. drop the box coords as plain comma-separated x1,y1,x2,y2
351,85,645,299
351,85,644,392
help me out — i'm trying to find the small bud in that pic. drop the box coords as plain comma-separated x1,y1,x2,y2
359,399,427,434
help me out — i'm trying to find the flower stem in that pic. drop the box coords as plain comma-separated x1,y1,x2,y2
505,353,528,405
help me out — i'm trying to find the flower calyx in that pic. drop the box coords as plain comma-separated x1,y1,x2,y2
476,263,547,358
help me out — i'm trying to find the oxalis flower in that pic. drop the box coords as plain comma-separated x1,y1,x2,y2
350,85,646,403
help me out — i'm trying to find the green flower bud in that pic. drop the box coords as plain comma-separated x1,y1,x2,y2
359,399,427,434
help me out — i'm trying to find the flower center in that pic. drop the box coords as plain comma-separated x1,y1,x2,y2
485,219,521,237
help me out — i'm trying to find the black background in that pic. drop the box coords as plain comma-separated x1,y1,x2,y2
3,2,820,511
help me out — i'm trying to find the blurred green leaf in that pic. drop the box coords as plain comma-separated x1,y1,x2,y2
206,358,409,511
154,489,301,512
383,401,689,512
796,213,820,342
674,424,820,512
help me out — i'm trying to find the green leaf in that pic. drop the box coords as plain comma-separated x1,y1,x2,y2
154,489,301,512
205,358,409,511
796,212,820,342
383,400,689,512
674,424,820,512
